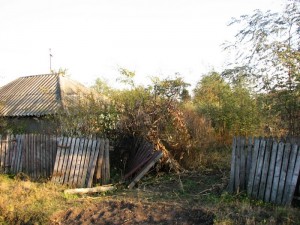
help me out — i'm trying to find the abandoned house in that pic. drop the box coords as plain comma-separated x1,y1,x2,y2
0,73,91,133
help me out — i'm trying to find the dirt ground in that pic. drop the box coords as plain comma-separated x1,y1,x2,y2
53,200,214,225
51,171,224,225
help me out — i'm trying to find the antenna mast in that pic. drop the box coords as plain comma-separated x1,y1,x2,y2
49,48,53,72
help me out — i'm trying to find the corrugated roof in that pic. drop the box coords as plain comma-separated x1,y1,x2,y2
0,74,90,117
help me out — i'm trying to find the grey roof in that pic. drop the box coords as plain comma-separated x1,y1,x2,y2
0,74,90,117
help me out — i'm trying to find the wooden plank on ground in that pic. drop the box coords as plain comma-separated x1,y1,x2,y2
247,138,260,196
228,137,237,193
264,141,278,202
64,185,115,195
282,144,298,205
270,141,285,203
258,138,272,200
285,145,300,205
276,143,291,204
86,139,100,188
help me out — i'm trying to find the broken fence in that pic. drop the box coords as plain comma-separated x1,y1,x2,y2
0,134,110,188
228,137,300,206
52,137,110,188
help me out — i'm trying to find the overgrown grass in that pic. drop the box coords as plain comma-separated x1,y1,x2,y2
207,192,300,224
0,174,68,225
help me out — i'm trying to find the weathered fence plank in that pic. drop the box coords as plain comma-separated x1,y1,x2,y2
228,137,237,193
286,146,300,204
258,138,272,200
276,143,291,204
270,142,285,203
247,138,260,196
264,141,278,202
239,137,246,191
86,139,100,188
245,137,253,190
282,144,299,205
64,137,76,185
251,139,266,198
81,139,94,187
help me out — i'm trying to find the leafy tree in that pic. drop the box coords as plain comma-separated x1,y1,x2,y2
194,72,261,139
91,78,112,96
225,0,300,135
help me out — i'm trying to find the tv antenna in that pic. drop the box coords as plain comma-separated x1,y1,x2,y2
49,48,53,72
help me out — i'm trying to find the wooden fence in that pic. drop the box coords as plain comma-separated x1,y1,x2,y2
0,134,57,179
51,137,110,188
0,134,110,188
229,137,300,206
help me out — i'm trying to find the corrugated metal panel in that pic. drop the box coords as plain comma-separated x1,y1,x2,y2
0,74,90,117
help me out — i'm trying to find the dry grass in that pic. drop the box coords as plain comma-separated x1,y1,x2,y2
0,174,68,225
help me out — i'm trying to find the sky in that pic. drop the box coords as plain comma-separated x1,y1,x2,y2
0,0,285,89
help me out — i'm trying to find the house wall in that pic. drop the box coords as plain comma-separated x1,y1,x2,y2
2,116,59,134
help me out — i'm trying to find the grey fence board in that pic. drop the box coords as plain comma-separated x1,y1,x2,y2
228,137,237,193
270,142,285,203
258,139,272,200
276,143,291,204
264,141,278,202
229,136,300,206
282,144,298,205
252,139,266,199
247,138,260,196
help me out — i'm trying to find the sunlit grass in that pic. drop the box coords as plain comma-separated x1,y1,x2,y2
0,174,67,225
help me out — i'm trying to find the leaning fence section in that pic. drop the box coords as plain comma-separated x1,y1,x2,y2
51,138,110,188
229,137,300,206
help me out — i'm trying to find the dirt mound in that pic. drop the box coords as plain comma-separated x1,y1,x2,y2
53,200,214,225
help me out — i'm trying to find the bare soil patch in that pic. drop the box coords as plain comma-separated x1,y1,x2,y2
51,171,224,225
53,200,214,225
